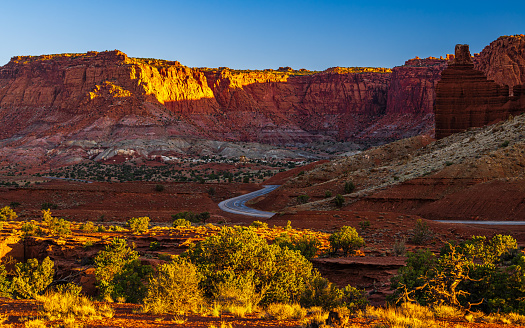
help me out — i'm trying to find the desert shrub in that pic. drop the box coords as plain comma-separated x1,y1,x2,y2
274,233,320,260
301,274,368,311
0,264,12,298
0,206,17,221
264,303,306,320
391,235,525,314
149,241,161,251
41,202,58,210
333,194,345,207
172,211,210,224
432,304,464,319
183,226,315,306
250,220,268,229
344,181,355,194
127,216,149,233
173,218,192,228
12,257,54,299
42,209,71,236
324,191,332,198
358,220,370,230
94,237,152,303
142,258,204,315
328,226,364,256
80,221,96,233
297,194,310,204
393,238,407,256
21,221,43,237
154,184,165,192
410,219,433,245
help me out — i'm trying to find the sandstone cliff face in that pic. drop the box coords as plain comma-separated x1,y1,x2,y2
474,35,525,90
435,44,525,139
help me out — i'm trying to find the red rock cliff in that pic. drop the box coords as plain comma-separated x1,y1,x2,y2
435,44,525,139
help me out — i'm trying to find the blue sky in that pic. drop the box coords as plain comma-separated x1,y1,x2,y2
1,0,523,70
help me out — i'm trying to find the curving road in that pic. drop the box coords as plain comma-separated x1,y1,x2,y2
218,185,280,218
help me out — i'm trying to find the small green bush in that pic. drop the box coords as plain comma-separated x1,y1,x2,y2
344,181,355,194
297,194,310,204
80,221,97,233
333,194,345,208
250,221,268,229
328,226,364,256
0,264,12,298
142,258,204,315
172,211,210,224
41,202,58,210
358,220,371,230
42,210,71,236
274,233,321,260
127,216,150,233
173,218,192,228
12,257,54,299
0,206,17,221
21,221,43,237
324,191,332,198
410,219,433,245
154,184,165,192
94,238,152,303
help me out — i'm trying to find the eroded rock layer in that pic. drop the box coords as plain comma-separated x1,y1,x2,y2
435,44,525,139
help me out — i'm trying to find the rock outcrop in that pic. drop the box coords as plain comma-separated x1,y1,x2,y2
474,34,525,90
435,44,525,139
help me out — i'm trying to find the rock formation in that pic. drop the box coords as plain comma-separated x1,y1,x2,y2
435,44,525,139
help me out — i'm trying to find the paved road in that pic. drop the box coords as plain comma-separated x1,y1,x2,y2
436,220,525,225
218,185,280,218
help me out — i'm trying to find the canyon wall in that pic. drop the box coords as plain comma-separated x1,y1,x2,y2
435,44,525,139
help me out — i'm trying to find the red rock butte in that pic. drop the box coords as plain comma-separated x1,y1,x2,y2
435,44,525,139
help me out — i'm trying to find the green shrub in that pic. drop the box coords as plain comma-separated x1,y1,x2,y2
21,221,43,237
328,226,364,256
183,226,315,306
213,274,263,316
42,210,71,236
344,181,355,194
0,206,17,221
173,218,192,228
410,219,433,245
41,202,58,210
300,273,368,311
172,211,210,224
149,241,161,251
324,191,332,198
250,220,268,229
358,220,371,230
297,194,310,204
94,238,152,303
154,184,165,192
0,264,12,298
333,194,345,208
127,216,150,233
142,258,204,315
274,233,320,260
12,257,54,299
80,221,96,233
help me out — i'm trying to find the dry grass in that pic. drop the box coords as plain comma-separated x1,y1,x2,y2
367,303,440,328
264,303,307,320
35,288,114,326
432,304,464,319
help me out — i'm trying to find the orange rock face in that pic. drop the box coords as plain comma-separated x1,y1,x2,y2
435,44,525,139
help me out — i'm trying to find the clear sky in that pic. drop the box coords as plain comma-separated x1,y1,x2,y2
1,0,524,70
